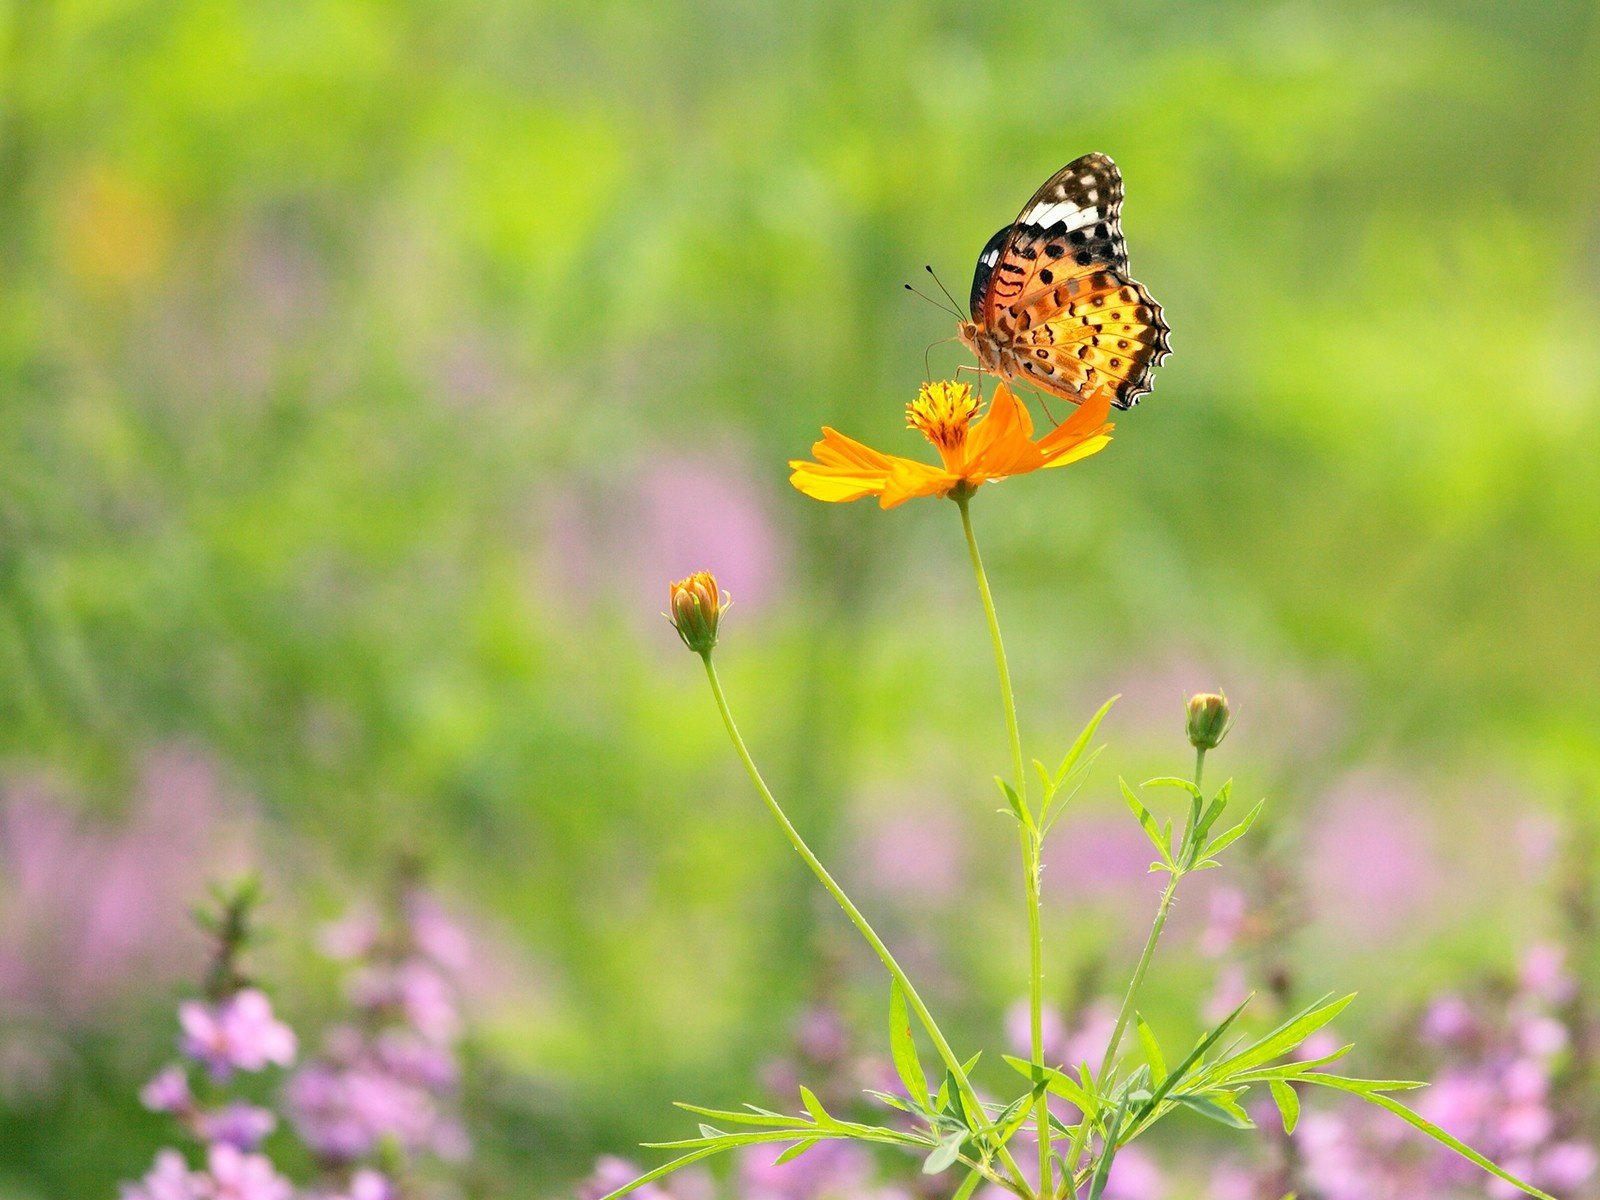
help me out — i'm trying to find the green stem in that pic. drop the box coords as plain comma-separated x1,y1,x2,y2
1073,746,1209,1196
700,654,1033,1197
956,496,1050,1195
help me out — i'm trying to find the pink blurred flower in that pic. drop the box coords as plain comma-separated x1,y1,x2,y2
120,1149,206,1200
853,801,968,902
205,1143,294,1200
1518,943,1576,1007
1306,775,1442,944
0,749,251,1027
738,1139,872,1199
140,1065,192,1114
178,989,296,1079
194,1102,278,1151
1005,1000,1069,1065
543,453,784,628
1200,886,1249,958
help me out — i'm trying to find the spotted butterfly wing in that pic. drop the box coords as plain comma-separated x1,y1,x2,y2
961,153,1170,410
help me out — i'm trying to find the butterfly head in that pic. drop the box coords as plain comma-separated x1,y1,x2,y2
957,320,1003,371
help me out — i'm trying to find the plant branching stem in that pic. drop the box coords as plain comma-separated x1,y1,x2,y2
956,496,1051,1196
1067,746,1207,1198
700,654,1033,1197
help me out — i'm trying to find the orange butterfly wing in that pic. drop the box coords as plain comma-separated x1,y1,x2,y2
968,154,1170,409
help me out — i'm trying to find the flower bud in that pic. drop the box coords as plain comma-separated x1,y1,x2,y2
1185,691,1232,751
668,571,725,655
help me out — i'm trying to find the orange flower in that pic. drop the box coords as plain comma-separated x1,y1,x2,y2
788,381,1114,508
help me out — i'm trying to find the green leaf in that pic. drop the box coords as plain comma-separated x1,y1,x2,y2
1002,1055,1097,1116
950,1169,984,1200
1302,1077,1559,1200
997,778,1034,832
1054,695,1119,787
1085,1106,1126,1200
1177,1093,1255,1129
1268,1079,1300,1134
1135,1015,1167,1084
1141,775,1203,799
673,1102,810,1129
1202,799,1265,861
922,1129,967,1175
772,1140,817,1166
1136,996,1253,1120
888,982,931,1110
1202,994,1354,1085
798,1086,832,1127
1121,779,1173,866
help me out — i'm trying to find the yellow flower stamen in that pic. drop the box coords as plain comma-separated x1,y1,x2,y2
906,381,981,464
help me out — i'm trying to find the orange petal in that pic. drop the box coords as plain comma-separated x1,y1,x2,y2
965,385,1045,479
790,430,949,506
1039,433,1113,470
1037,387,1114,458
879,459,956,508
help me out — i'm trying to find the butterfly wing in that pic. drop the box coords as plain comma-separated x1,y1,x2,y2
968,153,1170,409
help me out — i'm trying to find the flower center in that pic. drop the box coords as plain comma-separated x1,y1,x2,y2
906,381,980,456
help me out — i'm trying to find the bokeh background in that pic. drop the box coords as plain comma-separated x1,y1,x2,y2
3,1,1599,1197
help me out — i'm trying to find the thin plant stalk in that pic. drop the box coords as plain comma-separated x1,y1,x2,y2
956,495,1051,1196
700,654,1033,1197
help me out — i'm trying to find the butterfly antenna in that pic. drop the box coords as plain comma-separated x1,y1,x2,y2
924,264,963,314
903,282,961,319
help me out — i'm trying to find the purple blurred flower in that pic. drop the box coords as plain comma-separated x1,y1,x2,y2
543,453,784,634
578,1155,713,1200
120,1149,206,1200
1200,886,1249,958
1306,775,1443,944
739,1139,872,1199
0,750,248,1028
195,1102,278,1151
178,989,296,1079
140,1065,193,1114
205,1142,294,1200
853,801,968,902
1421,994,1479,1047
1042,813,1164,915
1518,943,1576,1007
1004,1000,1069,1065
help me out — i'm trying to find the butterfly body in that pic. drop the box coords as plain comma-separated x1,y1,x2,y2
961,153,1170,410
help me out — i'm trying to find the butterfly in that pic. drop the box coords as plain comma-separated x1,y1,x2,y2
957,153,1170,410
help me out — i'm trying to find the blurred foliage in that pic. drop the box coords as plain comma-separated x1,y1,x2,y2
1,1,1599,1196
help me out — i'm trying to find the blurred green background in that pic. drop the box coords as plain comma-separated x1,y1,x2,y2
2,1,1599,1196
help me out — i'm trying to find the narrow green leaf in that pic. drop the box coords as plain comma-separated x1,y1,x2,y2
1054,695,1119,786
1203,994,1355,1084
593,1145,750,1199
1269,1080,1300,1134
997,778,1034,832
674,1102,811,1129
1202,799,1266,861
1137,996,1253,1119
1033,758,1056,798
889,982,931,1110
1141,775,1204,798
950,1169,984,1200
772,1139,816,1166
1003,1055,1098,1116
1121,779,1173,865
1135,1015,1167,1084
1303,1078,1559,1200
1177,1093,1255,1129
1086,1107,1126,1200
798,1086,831,1126
922,1129,967,1175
